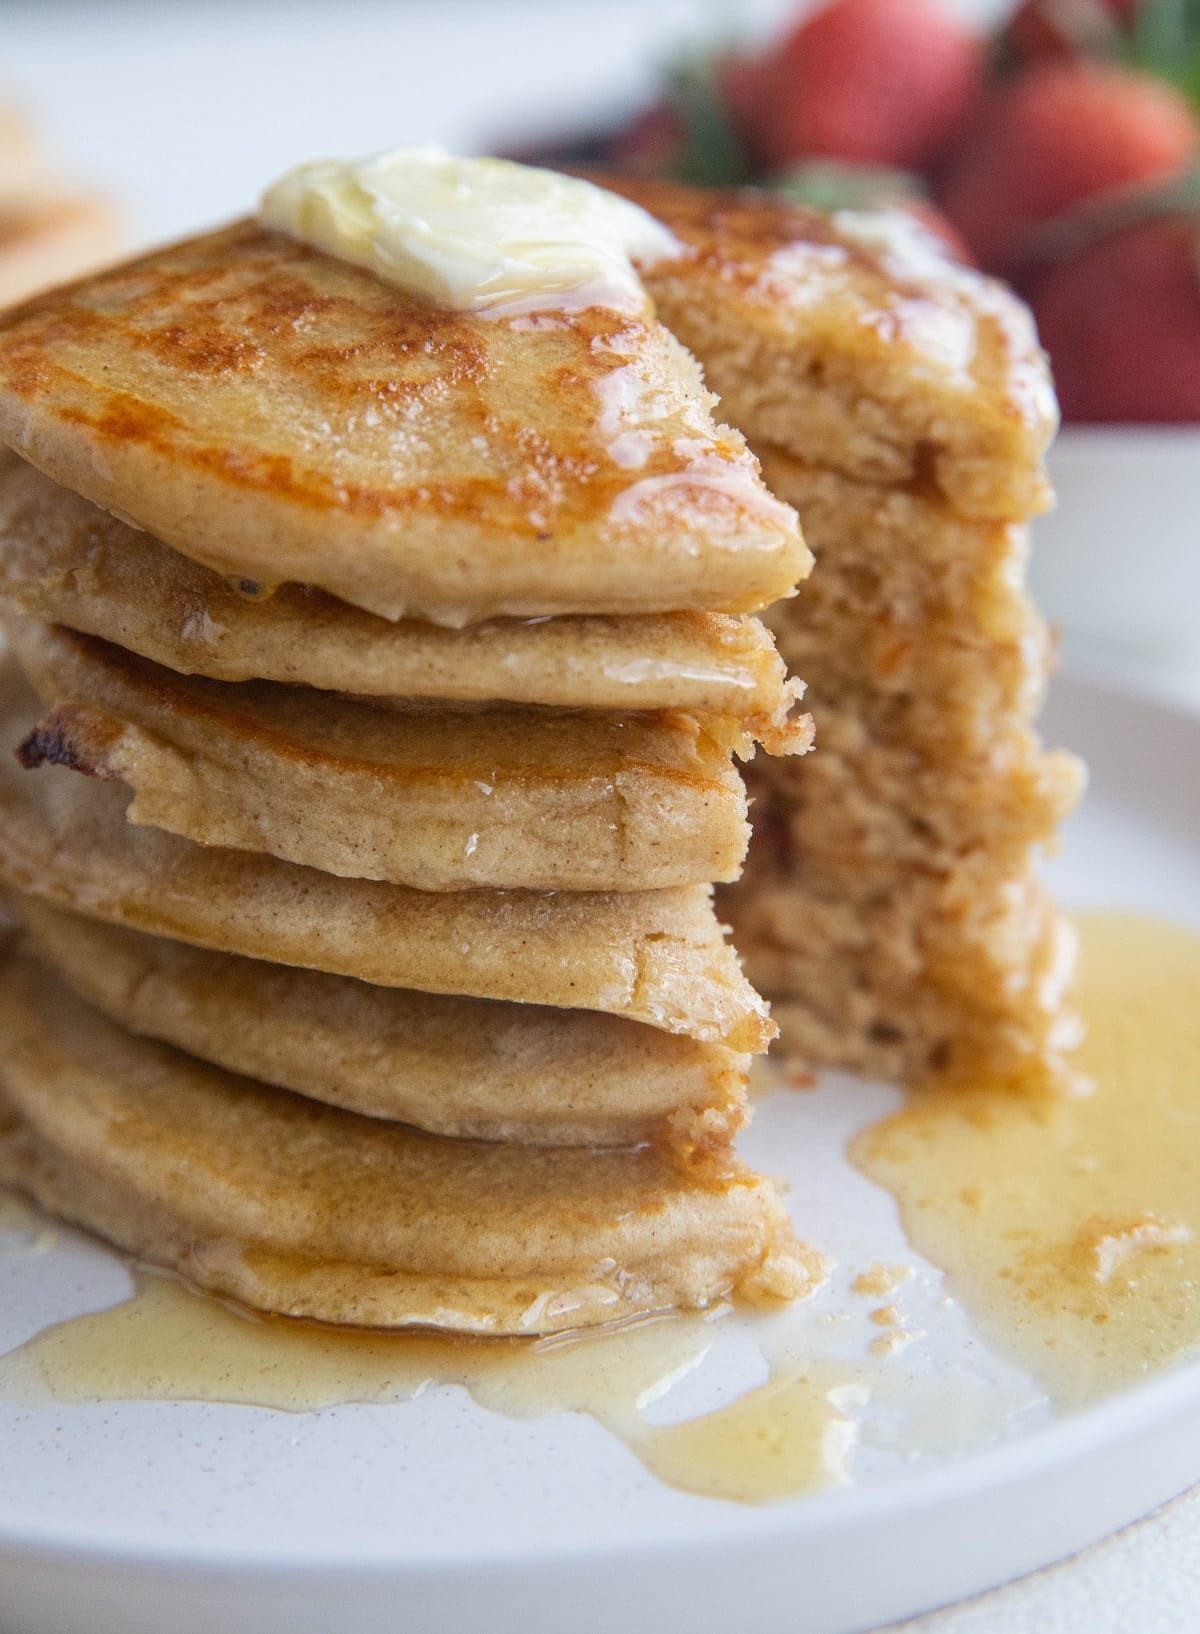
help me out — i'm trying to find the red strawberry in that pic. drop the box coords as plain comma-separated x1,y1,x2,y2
1033,215,1200,420
747,0,983,172
608,103,686,177
941,62,1200,271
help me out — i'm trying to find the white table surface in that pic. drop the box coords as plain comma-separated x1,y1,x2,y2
2,5,1197,1629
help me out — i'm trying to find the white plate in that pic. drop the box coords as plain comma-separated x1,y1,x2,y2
1,673,1199,1634
1034,428,1200,667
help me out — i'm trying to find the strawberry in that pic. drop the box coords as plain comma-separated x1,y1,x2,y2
941,62,1200,270
744,0,983,172
1033,214,1200,419
608,104,686,177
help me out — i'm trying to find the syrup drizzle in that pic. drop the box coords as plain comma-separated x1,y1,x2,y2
0,1272,860,1503
853,912,1200,1406
0,1191,54,1256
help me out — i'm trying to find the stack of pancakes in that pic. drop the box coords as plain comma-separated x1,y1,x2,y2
0,216,821,1333
0,98,117,308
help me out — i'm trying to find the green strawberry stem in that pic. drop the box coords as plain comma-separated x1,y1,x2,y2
664,52,751,188
767,159,930,209
1026,158,1200,260
1127,0,1200,107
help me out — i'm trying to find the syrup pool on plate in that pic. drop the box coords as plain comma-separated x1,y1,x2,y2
0,1269,864,1503
853,912,1200,1407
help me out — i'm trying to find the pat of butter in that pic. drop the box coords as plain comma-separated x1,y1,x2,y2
259,147,681,318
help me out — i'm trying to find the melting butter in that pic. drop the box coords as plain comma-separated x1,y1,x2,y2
854,912,1200,1406
259,149,680,318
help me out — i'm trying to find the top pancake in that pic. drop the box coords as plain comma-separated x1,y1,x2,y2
0,219,807,624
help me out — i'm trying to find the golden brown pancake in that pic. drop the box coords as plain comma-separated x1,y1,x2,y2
0,106,41,209
0,220,808,624
12,895,749,1151
8,615,751,892
0,952,815,1333
0,460,809,751
0,662,773,1048
0,197,119,310
606,175,1056,520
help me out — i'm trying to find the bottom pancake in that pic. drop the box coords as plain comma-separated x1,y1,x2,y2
0,952,818,1334
9,894,749,1152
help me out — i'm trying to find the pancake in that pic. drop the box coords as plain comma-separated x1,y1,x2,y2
6,618,750,897
0,196,119,310
0,953,816,1333
599,178,1080,1090
0,663,773,1048
7,615,751,892
11,895,749,1151
0,220,808,625
0,460,809,752
0,106,41,208
610,174,1057,520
